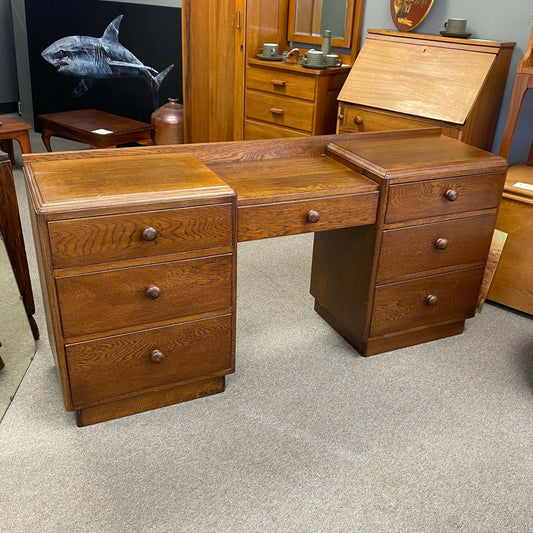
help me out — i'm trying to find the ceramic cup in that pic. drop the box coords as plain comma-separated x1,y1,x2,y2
444,18,467,35
325,54,342,67
304,49,325,66
262,43,279,57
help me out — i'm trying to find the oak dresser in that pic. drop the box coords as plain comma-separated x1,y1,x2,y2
24,129,507,425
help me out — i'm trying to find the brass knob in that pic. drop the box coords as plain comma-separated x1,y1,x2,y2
425,294,438,306
354,115,363,125
141,226,157,241
150,349,164,363
445,189,458,202
435,238,448,250
307,210,320,223
338,114,344,121
146,285,161,299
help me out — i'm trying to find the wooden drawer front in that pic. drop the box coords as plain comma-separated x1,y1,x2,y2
49,204,233,269
238,192,378,241
370,267,484,337
244,119,309,140
246,91,314,132
385,173,505,223
246,66,316,100
339,105,430,133
66,315,232,407
57,254,233,338
377,214,496,281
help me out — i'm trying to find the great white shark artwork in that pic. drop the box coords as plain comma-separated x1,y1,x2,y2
41,15,173,108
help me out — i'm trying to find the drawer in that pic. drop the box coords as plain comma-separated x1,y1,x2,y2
370,267,484,337
48,204,233,269
376,214,496,281
244,119,309,140
385,173,505,223
57,254,233,338
338,105,430,133
246,90,314,132
66,314,232,407
238,192,378,241
246,65,316,100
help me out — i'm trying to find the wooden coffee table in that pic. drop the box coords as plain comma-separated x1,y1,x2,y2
39,109,154,151
0,117,32,164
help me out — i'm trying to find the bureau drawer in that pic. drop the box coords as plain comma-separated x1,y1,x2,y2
246,90,314,132
66,314,232,407
246,66,316,100
338,105,431,133
376,214,496,281
56,254,233,338
385,173,505,223
238,192,378,241
48,204,233,269
370,267,484,337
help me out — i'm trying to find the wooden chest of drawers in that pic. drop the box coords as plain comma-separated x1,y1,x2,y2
245,58,350,140
336,30,514,151
24,152,237,425
311,130,508,356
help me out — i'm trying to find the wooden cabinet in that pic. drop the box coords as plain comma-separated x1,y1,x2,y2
24,151,237,426
311,130,508,356
245,59,350,139
337,30,515,150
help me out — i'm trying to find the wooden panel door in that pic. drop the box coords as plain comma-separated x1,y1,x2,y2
182,0,245,142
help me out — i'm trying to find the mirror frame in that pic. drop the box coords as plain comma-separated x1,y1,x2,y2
287,0,356,48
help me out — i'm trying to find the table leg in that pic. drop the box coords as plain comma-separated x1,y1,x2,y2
41,128,54,152
14,131,32,155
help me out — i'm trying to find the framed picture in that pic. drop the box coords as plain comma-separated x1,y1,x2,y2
390,0,435,32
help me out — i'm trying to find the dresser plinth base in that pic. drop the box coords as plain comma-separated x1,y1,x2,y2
75,376,226,427
314,301,466,357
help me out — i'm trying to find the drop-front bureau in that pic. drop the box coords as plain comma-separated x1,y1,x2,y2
24,129,507,425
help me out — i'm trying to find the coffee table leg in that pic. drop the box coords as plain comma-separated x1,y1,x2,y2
41,128,54,152
14,131,32,155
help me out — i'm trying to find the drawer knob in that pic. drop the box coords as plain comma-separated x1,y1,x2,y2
271,79,286,87
150,349,165,363
307,210,320,223
425,294,438,306
141,226,158,241
338,114,344,121
445,189,458,202
270,107,285,115
146,285,161,299
435,238,449,250
354,115,363,125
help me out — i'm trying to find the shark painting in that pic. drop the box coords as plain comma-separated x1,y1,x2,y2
41,15,173,108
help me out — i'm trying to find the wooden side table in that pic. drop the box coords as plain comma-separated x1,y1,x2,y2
0,117,32,164
39,109,154,151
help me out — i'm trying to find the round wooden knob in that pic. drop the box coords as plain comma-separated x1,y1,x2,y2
338,114,344,121
445,189,458,202
435,238,448,250
425,294,438,306
146,285,161,299
150,349,164,363
354,115,363,125
307,210,320,223
141,226,158,241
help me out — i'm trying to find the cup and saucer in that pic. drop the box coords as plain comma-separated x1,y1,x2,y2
301,60,327,69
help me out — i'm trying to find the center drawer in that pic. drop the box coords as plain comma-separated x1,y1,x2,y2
66,314,232,407
56,254,233,338
245,90,314,132
48,204,233,269
246,66,316,100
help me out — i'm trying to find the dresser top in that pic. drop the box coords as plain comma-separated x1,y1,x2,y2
24,152,234,215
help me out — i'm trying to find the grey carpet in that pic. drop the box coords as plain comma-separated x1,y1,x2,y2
0,120,531,532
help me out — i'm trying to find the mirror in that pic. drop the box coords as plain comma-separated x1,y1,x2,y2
288,0,355,48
